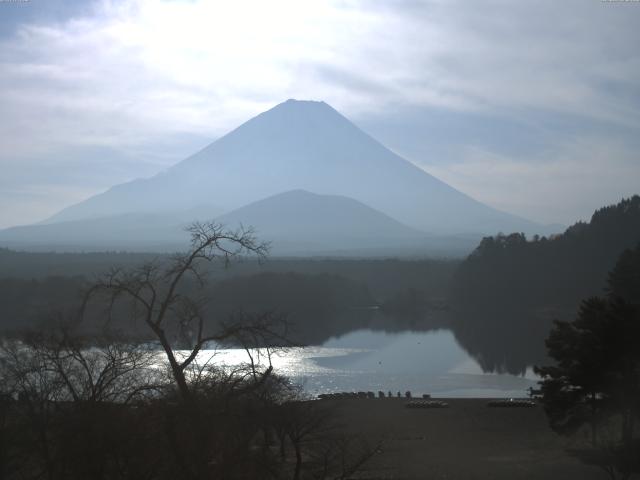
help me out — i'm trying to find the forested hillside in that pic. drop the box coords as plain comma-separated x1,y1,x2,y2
450,196,640,373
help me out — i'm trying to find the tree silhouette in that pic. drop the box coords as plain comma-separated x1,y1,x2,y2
82,221,277,401
71,222,378,480
535,246,640,479
608,243,640,305
452,195,640,373
0,324,163,480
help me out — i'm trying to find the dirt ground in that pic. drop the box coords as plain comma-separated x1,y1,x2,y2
328,398,609,479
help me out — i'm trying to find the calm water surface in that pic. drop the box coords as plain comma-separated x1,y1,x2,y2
194,329,538,398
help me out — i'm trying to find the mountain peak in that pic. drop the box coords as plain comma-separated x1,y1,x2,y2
281,98,329,108
39,99,542,236
283,98,325,105
256,98,341,123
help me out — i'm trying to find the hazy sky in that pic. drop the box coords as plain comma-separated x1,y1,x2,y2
1,0,639,229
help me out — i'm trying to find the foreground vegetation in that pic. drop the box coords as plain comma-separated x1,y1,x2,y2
535,243,640,479
0,326,377,480
0,223,377,480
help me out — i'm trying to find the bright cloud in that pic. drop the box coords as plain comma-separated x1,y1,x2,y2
0,0,639,227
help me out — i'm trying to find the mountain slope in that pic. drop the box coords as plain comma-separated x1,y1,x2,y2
45,99,543,235
0,190,482,255
0,213,190,251
0,190,428,254
0,204,221,250
216,189,426,254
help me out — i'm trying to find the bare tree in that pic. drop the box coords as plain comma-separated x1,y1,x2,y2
82,222,273,400
63,222,378,480
310,434,380,480
0,323,165,480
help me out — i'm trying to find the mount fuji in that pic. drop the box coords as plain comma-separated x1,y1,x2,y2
1,99,549,254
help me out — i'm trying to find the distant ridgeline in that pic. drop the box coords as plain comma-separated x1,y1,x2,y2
0,254,456,343
450,195,640,374
0,271,373,344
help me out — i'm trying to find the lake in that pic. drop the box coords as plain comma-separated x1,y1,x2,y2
203,328,539,398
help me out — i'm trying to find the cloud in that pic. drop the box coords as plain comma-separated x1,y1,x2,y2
3,0,638,145
0,0,639,227
424,137,640,226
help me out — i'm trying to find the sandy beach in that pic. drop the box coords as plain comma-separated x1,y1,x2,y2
328,398,606,479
